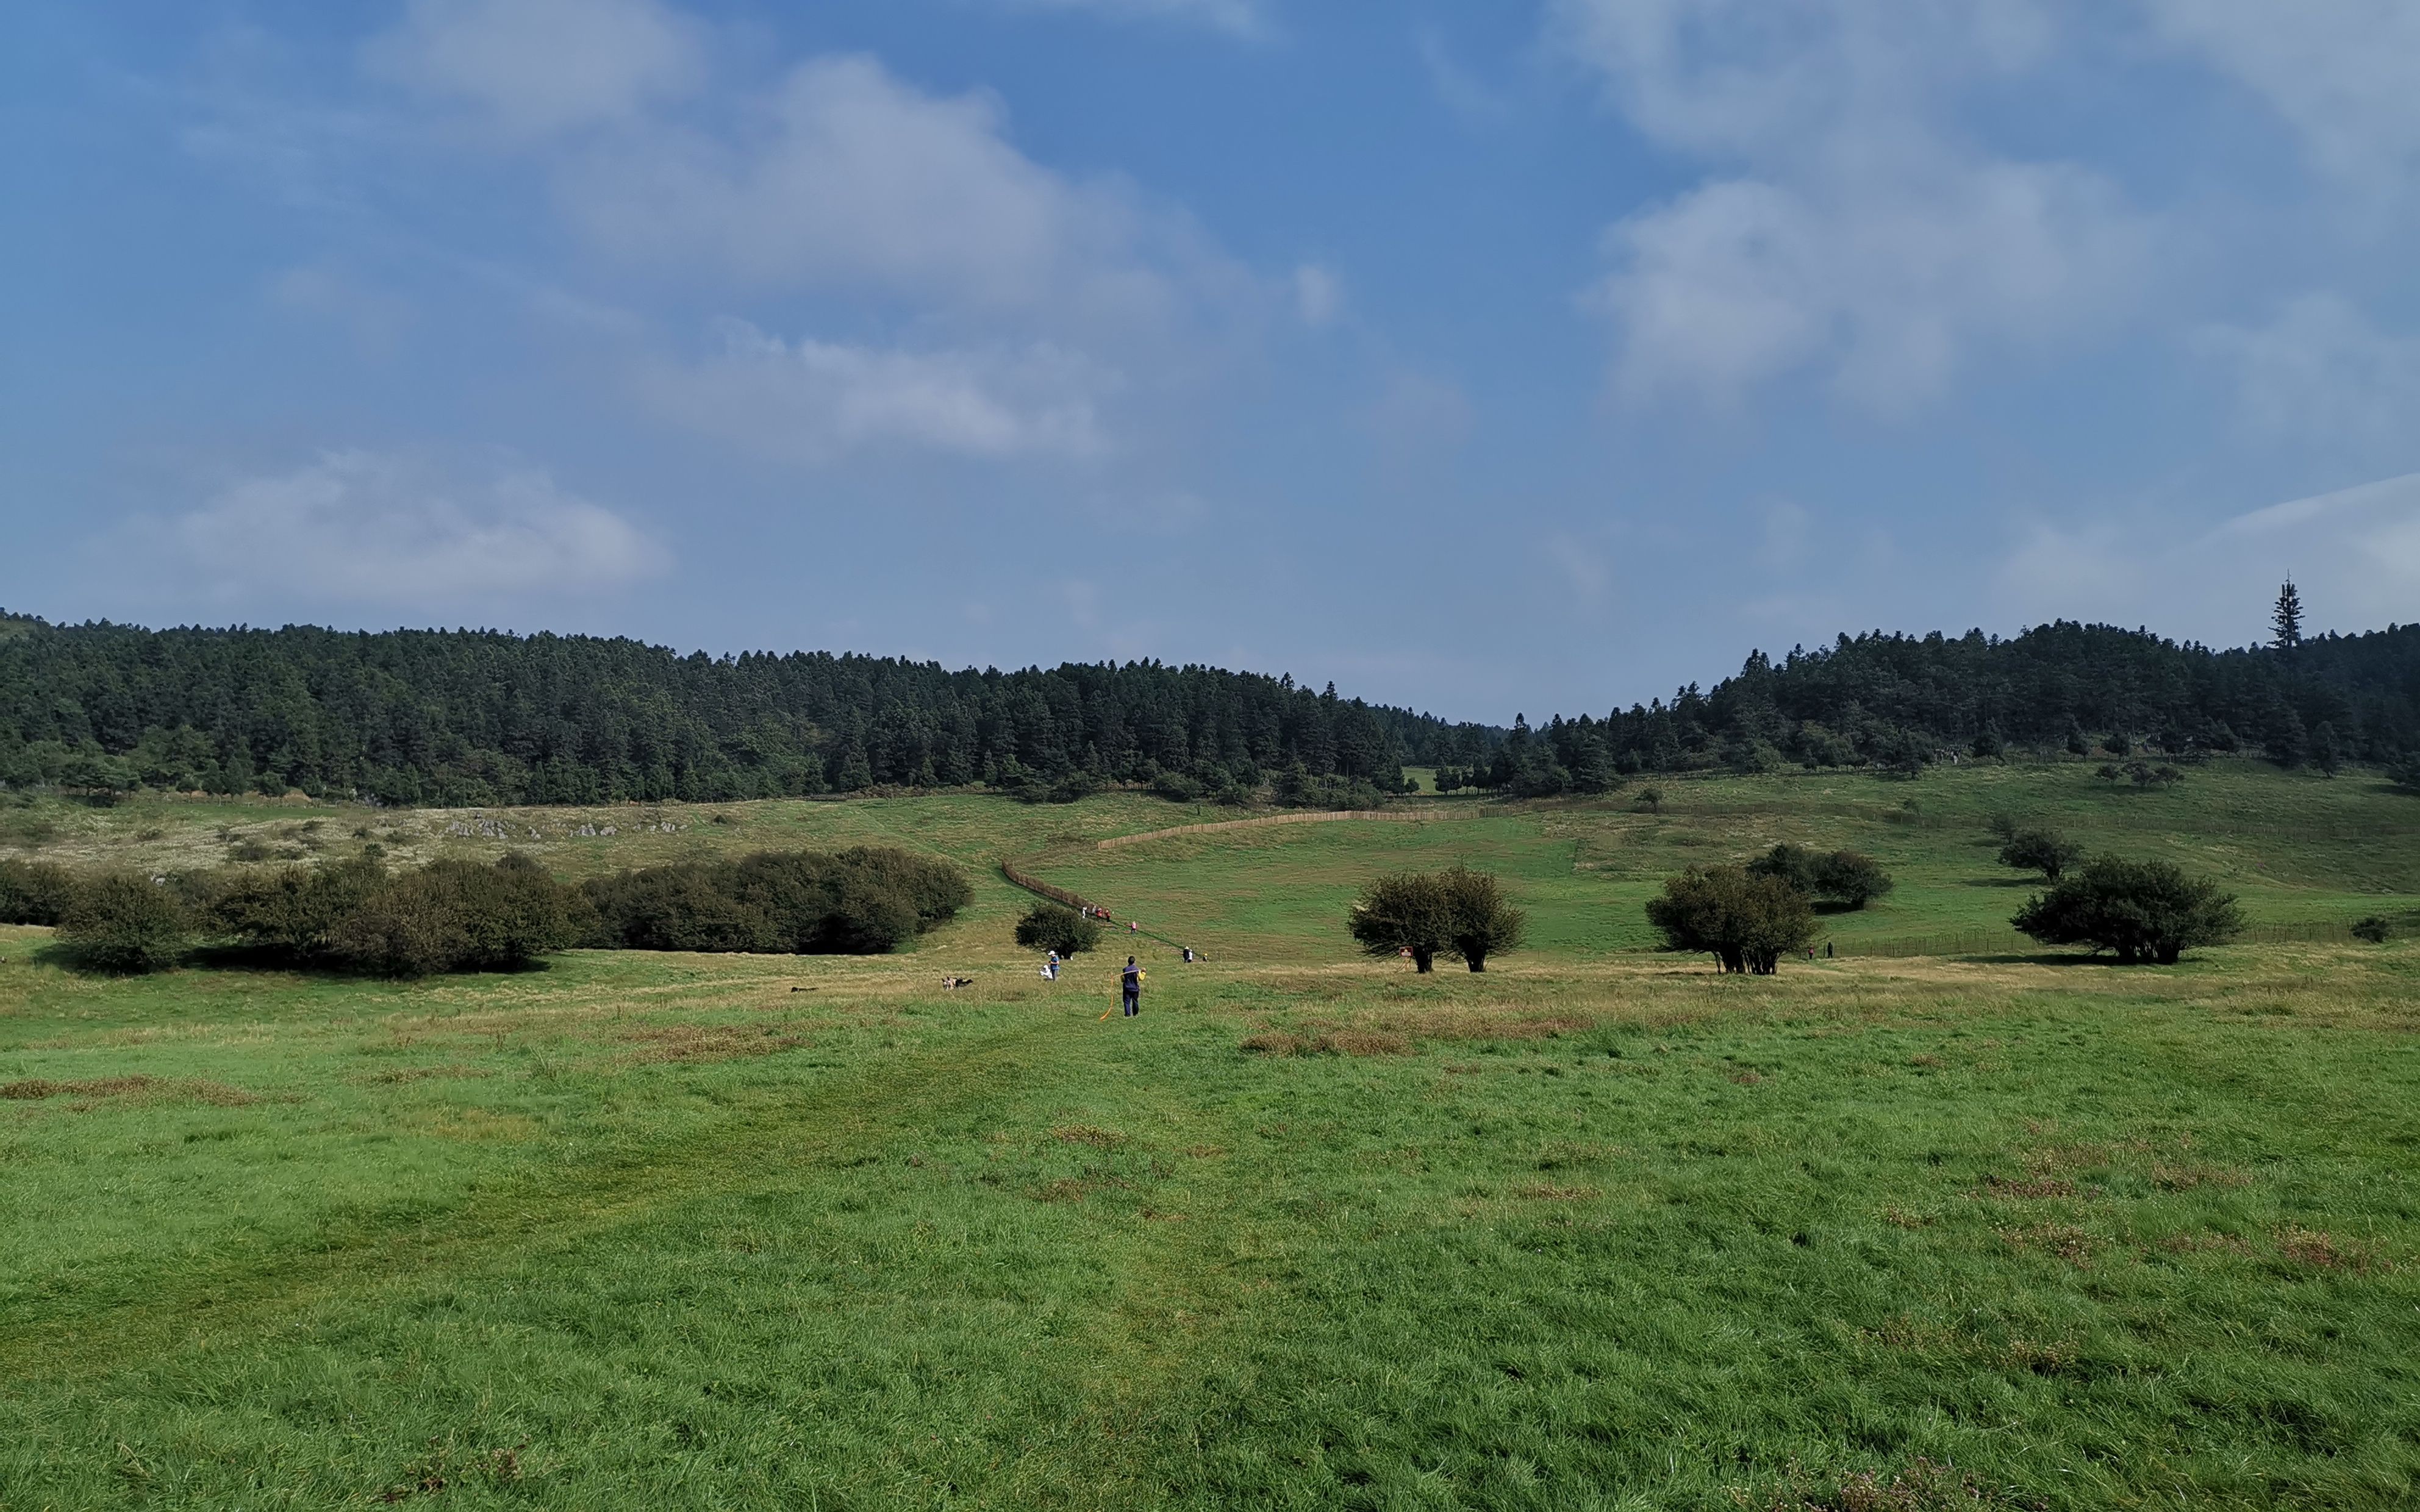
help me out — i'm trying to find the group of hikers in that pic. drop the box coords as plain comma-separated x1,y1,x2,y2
1034,905,1204,1018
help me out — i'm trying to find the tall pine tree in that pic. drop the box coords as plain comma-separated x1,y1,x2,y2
2272,579,2304,651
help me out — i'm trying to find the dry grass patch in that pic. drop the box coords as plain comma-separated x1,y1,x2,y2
1997,1223,2095,1265
356,1064,493,1085
1515,1183,1602,1202
2277,1225,2376,1272
1240,1028,1411,1057
615,1022,810,1065
1,1075,259,1106
1051,1124,1128,1149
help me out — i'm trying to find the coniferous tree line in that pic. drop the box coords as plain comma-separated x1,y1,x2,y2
0,613,1465,805
4,604,2415,808
1439,618,2420,795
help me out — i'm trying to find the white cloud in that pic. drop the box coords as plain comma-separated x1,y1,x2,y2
2207,472,2420,628
640,320,1116,463
560,53,1197,329
366,0,706,137
1416,27,1508,123
1292,263,1342,326
2141,0,2420,185
1996,472,2420,640
268,264,412,353
2196,293,2420,447
1356,368,1473,460
167,451,660,605
1594,160,2146,410
1555,0,2147,411
986,0,1268,37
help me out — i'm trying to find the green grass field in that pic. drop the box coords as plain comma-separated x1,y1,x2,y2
4,761,2419,1508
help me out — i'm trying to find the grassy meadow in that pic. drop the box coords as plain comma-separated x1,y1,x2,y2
4,760,2419,1508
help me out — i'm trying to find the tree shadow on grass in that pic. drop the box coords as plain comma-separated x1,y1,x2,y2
25,938,562,981
1963,951,2171,968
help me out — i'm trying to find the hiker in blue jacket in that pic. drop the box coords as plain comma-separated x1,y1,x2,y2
1120,956,1142,1016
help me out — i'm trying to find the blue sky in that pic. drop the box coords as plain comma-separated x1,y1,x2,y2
4,0,2416,722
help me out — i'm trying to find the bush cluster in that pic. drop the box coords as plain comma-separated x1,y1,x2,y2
2012,857,2242,964
1997,826,2083,881
1644,866,1816,975
581,847,970,956
1347,866,1526,973
1015,902,1101,956
56,872,193,974
1744,843,1893,909
0,859,77,926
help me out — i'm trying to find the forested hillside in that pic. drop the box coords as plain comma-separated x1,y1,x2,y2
1453,621,2420,796
4,612,2415,807
0,615,1461,805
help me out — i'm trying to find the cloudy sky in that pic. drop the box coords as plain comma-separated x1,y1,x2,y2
4,1,2415,720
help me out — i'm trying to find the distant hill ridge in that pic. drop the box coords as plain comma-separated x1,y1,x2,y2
0,612,2412,805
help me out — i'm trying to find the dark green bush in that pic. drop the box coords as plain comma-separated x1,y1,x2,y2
1747,844,1893,909
581,847,970,957
1015,902,1101,956
0,858,77,925
2350,915,2393,944
2012,857,2242,964
56,872,190,973
1644,866,1815,975
1999,827,2083,881
331,854,578,976
209,857,391,960
1347,866,1525,973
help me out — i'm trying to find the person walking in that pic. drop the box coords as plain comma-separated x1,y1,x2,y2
1120,956,1142,1016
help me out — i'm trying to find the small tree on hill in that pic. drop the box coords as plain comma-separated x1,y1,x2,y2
1349,867,1524,973
2272,579,2303,651
1999,828,2082,882
1349,871,1451,972
1438,865,1525,972
1746,844,1892,910
2011,857,2243,964
2389,754,2420,794
1644,866,1815,975
57,872,190,974
1813,849,1893,908
1015,902,1101,955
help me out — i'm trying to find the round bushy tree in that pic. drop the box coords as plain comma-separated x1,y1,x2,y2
1999,828,2082,882
1015,902,1101,956
2012,857,2242,964
1437,865,1526,972
1350,868,1525,974
1644,866,1815,975
1348,871,1452,972
57,872,190,973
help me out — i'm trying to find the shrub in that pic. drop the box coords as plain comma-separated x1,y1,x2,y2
209,857,390,961
1437,865,1525,971
1999,828,2082,882
57,872,190,973
2350,915,2393,944
2388,754,2420,794
2012,857,2243,964
1644,866,1815,975
330,854,576,976
1015,902,1101,955
1348,871,1452,972
581,847,969,957
1149,770,1203,802
1745,844,1893,910
1347,866,1525,974
0,858,76,925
